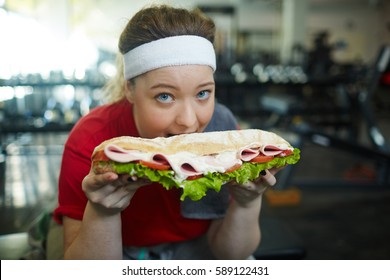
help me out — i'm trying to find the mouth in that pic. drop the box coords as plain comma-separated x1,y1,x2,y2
166,134,177,138
166,131,198,138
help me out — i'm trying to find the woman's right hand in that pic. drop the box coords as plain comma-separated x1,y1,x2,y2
81,169,150,216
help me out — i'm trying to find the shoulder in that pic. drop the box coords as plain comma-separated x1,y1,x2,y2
205,102,238,132
77,99,129,127
66,99,136,152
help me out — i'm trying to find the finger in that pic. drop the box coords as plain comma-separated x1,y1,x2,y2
97,185,132,210
112,192,132,209
123,175,151,189
259,169,277,186
229,181,259,194
241,181,257,192
96,172,118,185
82,172,118,193
268,166,285,176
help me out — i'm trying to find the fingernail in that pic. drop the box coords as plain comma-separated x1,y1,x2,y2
260,170,267,176
127,176,136,182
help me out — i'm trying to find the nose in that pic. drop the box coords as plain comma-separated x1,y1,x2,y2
175,102,197,128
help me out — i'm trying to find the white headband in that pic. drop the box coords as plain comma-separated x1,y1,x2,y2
123,35,216,80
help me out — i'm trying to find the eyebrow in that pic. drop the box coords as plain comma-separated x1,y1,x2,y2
150,83,177,90
149,81,215,90
198,81,215,88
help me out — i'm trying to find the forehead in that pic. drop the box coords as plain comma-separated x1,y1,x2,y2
136,65,214,86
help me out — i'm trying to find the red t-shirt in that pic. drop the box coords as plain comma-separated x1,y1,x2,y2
53,99,211,247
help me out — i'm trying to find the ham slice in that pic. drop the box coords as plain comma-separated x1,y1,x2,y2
104,145,150,163
261,144,286,157
103,144,241,179
179,163,203,177
237,143,293,161
238,144,261,161
169,153,232,179
151,154,170,166
104,145,173,167
204,154,242,170
102,141,292,180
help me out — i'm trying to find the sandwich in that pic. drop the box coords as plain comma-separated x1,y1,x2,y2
91,129,300,201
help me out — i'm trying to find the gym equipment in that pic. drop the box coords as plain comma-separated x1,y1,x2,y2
260,45,390,188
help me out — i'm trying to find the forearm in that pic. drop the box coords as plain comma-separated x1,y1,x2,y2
208,196,263,259
64,202,123,260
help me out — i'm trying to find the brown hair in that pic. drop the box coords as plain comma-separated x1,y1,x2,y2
103,5,216,103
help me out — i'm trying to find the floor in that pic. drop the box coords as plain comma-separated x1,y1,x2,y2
0,110,389,260
261,142,390,260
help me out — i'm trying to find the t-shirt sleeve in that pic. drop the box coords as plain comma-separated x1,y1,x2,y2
53,101,138,224
53,131,95,224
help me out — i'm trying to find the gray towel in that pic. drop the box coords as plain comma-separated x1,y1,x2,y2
181,186,230,219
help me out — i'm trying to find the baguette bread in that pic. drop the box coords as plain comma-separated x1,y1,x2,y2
91,129,300,201
92,129,291,157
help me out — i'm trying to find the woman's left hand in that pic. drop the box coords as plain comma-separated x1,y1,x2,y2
227,167,282,208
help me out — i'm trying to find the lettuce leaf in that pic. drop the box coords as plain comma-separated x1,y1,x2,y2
104,148,300,201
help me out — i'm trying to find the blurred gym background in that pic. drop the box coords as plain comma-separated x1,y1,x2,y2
1,0,390,260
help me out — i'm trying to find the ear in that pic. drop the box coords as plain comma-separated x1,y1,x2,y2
125,80,135,103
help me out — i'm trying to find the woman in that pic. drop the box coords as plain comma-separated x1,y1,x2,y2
53,4,278,260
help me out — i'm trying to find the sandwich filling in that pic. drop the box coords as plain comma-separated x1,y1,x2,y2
93,142,300,201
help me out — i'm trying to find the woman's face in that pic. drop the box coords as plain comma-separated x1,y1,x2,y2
126,65,215,138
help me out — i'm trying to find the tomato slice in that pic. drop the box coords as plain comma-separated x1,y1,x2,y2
139,160,171,170
280,149,293,156
187,174,203,180
93,150,110,161
250,155,274,163
225,164,241,173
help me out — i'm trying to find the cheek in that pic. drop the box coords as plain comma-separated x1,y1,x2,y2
133,101,176,137
197,99,215,128
143,111,171,128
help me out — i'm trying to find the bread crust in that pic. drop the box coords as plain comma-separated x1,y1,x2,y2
92,129,292,160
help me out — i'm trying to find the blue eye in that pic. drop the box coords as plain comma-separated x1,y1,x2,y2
156,93,174,103
197,90,210,100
